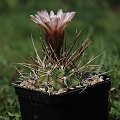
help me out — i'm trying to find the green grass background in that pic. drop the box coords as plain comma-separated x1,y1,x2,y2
0,0,120,119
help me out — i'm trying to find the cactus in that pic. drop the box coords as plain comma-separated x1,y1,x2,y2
16,9,109,94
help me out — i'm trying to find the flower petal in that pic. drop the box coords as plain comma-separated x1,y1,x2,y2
45,21,53,30
50,11,55,18
57,13,66,29
30,15,51,33
30,10,75,33
53,17,59,29
37,10,50,22
59,12,76,29
30,15,38,24
63,12,76,23
57,9,63,18
30,15,42,24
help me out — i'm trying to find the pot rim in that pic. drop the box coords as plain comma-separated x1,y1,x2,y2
13,74,111,96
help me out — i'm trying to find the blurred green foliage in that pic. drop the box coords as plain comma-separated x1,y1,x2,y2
0,0,120,119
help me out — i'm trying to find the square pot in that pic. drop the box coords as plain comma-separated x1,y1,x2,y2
13,75,111,120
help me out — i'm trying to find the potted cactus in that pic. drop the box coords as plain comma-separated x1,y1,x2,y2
13,9,111,120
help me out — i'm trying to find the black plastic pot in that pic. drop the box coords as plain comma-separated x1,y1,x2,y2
13,75,111,120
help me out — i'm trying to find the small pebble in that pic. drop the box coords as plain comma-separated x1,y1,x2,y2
57,88,66,94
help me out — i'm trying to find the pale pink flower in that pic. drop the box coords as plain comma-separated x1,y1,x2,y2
30,9,76,59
